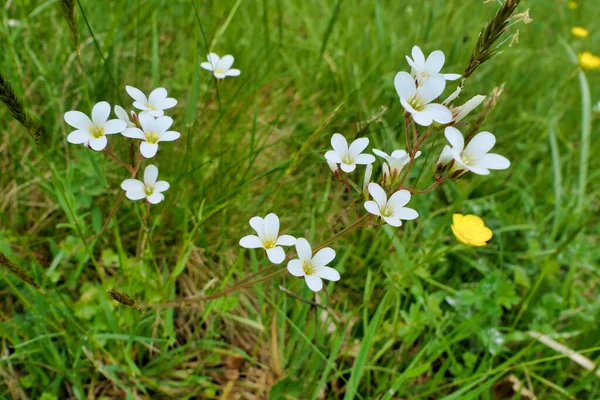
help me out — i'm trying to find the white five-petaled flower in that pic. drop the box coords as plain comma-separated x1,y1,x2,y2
114,105,137,128
287,238,339,292
442,127,510,175
239,213,296,264
125,86,177,117
121,112,180,158
121,164,170,204
394,71,452,126
406,45,461,86
324,133,376,173
364,183,419,227
200,53,241,79
64,101,126,151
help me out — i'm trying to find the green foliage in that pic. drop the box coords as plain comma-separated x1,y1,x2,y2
1,0,600,399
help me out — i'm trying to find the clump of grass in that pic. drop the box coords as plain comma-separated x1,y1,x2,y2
108,291,147,315
0,253,45,294
60,0,80,52
463,0,522,81
0,72,44,145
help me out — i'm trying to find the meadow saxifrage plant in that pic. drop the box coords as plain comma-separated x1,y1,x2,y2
200,53,241,79
121,164,170,204
286,238,339,292
239,213,297,264
64,101,127,151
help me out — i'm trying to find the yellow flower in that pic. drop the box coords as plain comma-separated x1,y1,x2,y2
578,52,600,70
451,214,493,247
568,1,578,9
572,27,589,38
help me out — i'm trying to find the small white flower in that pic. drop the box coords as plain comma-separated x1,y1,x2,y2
114,105,137,128
324,133,376,173
394,71,452,126
373,149,421,179
125,86,177,117
239,213,296,264
364,183,419,227
453,95,486,123
442,86,462,105
443,127,510,175
363,163,373,193
405,45,461,85
64,101,126,151
121,112,180,158
287,238,339,292
200,53,241,79
120,164,170,204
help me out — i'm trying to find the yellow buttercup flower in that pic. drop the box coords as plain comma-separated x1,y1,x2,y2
451,214,493,247
578,52,600,70
572,27,589,38
568,1,578,9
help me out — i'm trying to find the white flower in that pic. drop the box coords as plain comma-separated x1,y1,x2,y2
405,45,461,85
121,112,180,158
443,127,510,175
200,53,241,79
453,95,486,123
394,71,452,126
287,238,339,292
324,133,376,173
239,213,296,264
120,164,170,204
64,101,126,151
364,183,419,227
373,149,421,180
125,86,177,117
114,105,137,128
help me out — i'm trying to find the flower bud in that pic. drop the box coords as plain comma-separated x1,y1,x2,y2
362,163,373,198
130,111,141,128
452,95,486,123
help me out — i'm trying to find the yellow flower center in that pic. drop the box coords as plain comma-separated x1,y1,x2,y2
341,154,355,165
408,97,425,111
145,103,157,111
262,238,276,249
89,125,105,138
145,132,160,144
215,67,225,75
302,260,316,276
144,186,154,196
380,205,393,218
460,151,476,166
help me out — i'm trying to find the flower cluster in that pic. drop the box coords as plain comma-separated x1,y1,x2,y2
64,85,180,204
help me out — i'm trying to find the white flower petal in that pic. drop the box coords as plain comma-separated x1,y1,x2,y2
305,275,323,292
67,130,90,144
104,119,127,134
154,180,170,192
225,68,241,77
411,110,434,127
121,179,146,200
372,149,391,161
411,46,426,67
266,246,286,264
455,95,486,122
465,131,496,159
368,183,387,207
148,109,164,117
122,127,145,139
249,216,265,238
217,55,235,71
154,116,173,134
126,86,148,104
114,105,130,122
348,137,369,156
200,62,214,71
239,235,263,249
355,154,376,165
91,101,111,126
467,165,490,175
317,266,340,282
364,200,381,216
138,112,156,133
88,136,107,151
295,238,312,262
444,73,461,81
425,50,445,74
133,101,150,111
331,133,348,155
148,87,167,104
444,127,465,152
144,164,159,185
159,131,180,142
64,111,92,130
416,75,446,104
383,216,402,227
311,247,335,268
387,189,411,209
157,97,177,110
277,235,296,246
478,153,510,170
147,192,165,204
324,150,342,163
287,259,305,277
394,71,417,99
395,207,419,221
340,163,356,173
140,142,159,158
264,213,280,240
421,103,452,124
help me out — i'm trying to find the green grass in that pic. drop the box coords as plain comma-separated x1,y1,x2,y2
1,0,600,398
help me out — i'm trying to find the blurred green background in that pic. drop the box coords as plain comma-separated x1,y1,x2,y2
1,0,600,398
